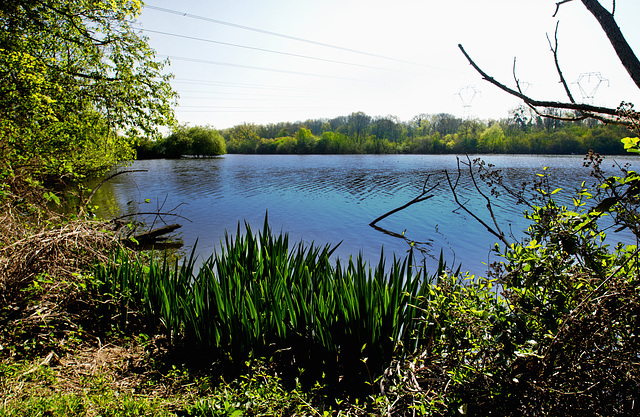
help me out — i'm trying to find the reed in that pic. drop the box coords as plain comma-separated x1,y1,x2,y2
93,218,446,392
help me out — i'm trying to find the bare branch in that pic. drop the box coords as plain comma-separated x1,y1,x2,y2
458,44,633,125
580,0,640,89
369,176,438,256
112,211,192,223
547,22,577,104
462,156,506,242
553,0,575,17
512,57,525,95
444,157,509,246
369,176,439,227
81,169,148,212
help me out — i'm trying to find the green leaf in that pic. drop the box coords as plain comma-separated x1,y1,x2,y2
622,137,640,154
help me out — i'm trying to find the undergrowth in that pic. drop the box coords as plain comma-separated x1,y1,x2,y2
2,151,640,416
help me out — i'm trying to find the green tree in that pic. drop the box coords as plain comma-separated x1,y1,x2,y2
347,111,371,142
162,128,193,159
478,123,506,153
190,126,226,157
0,0,176,180
295,128,316,153
228,123,260,153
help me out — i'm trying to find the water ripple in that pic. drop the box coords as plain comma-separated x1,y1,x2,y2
97,154,639,276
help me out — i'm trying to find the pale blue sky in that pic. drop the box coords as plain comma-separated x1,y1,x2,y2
137,0,640,129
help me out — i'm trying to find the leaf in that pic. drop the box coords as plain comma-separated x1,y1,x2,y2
43,191,60,205
621,137,640,154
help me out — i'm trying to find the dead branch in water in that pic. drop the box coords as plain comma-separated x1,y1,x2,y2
368,175,438,257
444,156,509,246
369,175,439,227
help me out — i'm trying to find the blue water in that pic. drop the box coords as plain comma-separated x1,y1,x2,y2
96,154,638,276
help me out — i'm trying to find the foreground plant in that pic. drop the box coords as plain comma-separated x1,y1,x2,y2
93,217,444,397
380,155,640,415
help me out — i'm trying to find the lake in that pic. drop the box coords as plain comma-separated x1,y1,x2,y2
93,154,638,276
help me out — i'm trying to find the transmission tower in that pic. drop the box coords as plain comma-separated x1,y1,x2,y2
456,85,480,119
574,72,609,104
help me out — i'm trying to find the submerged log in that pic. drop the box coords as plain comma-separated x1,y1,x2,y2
124,224,183,249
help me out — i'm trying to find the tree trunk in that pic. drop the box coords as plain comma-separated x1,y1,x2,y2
581,0,640,90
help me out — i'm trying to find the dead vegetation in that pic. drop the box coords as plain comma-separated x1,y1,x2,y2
0,176,125,359
0,178,194,412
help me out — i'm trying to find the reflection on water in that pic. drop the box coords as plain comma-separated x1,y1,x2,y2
93,154,638,276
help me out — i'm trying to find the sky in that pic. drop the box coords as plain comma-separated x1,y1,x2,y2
136,0,640,130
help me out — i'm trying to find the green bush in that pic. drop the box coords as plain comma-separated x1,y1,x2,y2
382,152,640,415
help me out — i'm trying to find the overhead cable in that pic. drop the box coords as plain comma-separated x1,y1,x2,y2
143,4,427,67
160,55,366,81
141,28,415,74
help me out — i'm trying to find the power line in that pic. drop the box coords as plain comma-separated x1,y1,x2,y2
175,107,340,113
161,55,366,81
140,28,414,74
178,91,312,97
171,78,326,92
143,4,427,67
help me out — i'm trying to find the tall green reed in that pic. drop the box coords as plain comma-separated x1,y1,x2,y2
93,217,447,392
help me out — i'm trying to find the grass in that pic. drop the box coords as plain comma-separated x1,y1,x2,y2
0,356,331,416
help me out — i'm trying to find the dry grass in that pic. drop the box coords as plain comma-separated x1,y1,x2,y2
0,177,120,303
0,178,130,360
0,180,192,414
0,214,121,300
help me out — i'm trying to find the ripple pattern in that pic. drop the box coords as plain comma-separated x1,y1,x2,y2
96,154,638,275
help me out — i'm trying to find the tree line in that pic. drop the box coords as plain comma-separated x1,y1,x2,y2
222,109,631,155
138,108,633,158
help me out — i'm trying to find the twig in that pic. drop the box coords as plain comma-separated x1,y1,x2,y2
112,211,192,223
82,170,148,212
444,157,509,245
553,0,575,17
463,156,506,242
369,175,439,227
368,176,438,256
547,22,577,104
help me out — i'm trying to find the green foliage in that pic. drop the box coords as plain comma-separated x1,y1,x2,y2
481,160,640,414
622,136,640,153
93,218,440,395
383,152,640,415
379,273,508,415
138,125,226,159
0,0,176,180
183,361,324,417
219,111,631,156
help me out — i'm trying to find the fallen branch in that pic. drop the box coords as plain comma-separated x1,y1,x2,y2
369,175,439,227
368,176,438,256
125,224,183,249
131,224,181,242
445,156,509,246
